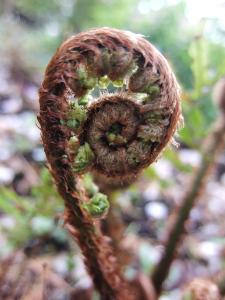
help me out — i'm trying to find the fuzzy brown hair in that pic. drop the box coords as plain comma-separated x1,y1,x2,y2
40,27,181,183
38,27,182,299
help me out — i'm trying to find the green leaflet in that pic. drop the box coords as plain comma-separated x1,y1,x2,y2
82,193,109,218
65,101,87,129
73,143,95,172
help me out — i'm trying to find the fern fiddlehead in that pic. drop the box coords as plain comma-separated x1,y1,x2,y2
38,28,181,299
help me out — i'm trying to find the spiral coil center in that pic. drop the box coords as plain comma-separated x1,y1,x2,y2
79,94,156,176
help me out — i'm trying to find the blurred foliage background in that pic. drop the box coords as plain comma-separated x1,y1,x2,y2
0,1,225,299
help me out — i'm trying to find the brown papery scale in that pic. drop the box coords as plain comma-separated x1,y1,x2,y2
38,28,181,299
40,28,181,181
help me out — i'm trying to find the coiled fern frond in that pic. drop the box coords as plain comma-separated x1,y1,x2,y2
38,27,181,300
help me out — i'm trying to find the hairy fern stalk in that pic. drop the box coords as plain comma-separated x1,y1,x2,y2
38,27,181,300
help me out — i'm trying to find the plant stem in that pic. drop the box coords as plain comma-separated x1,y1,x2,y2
39,92,133,300
152,117,225,295
101,192,131,268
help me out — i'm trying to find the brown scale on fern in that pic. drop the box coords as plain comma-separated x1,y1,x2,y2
42,28,181,183
38,27,182,299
